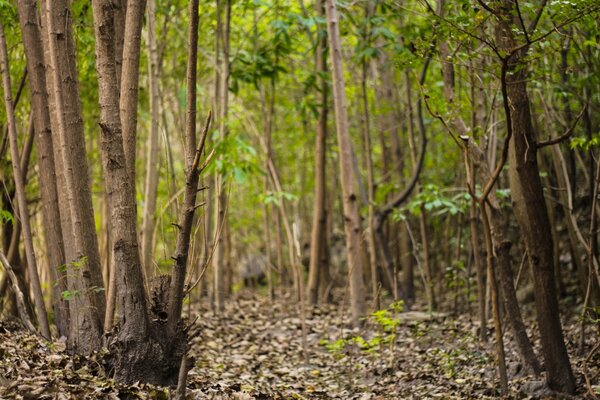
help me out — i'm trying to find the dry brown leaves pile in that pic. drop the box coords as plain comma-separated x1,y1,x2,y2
0,293,598,399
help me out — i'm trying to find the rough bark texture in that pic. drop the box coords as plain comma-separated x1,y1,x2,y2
41,0,106,352
91,0,182,386
325,0,366,325
16,0,69,337
167,0,201,332
496,1,575,393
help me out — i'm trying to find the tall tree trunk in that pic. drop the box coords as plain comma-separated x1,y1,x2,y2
0,21,51,339
359,2,379,308
92,0,149,348
436,4,540,371
307,0,330,305
120,0,147,190
141,0,162,277
325,0,366,325
495,1,575,393
41,0,105,353
213,0,231,314
16,0,69,337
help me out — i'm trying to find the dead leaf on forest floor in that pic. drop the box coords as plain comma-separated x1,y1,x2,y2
0,293,598,399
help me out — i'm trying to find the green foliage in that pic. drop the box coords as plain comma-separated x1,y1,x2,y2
320,300,405,358
395,184,469,220
571,134,600,151
0,209,13,224
70,256,89,270
61,289,80,301
209,133,260,183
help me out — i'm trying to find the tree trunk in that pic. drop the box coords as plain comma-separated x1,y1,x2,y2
359,3,379,308
0,21,51,339
325,0,366,325
141,0,162,277
213,0,231,314
434,0,541,370
16,0,69,337
41,0,106,352
495,1,575,392
307,0,330,305
120,0,147,190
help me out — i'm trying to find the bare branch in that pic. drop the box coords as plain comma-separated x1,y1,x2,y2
475,0,495,15
537,106,585,149
514,0,531,44
527,0,548,34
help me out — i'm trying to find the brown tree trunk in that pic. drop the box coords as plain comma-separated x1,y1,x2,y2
307,0,330,305
41,0,106,352
213,0,231,314
435,4,540,371
325,0,366,325
359,3,379,308
16,0,69,337
0,21,51,339
141,0,161,277
495,1,575,392
120,0,147,190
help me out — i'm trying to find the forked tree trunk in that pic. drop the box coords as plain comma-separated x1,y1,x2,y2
91,0,149,370
325,0,366,325
495,1,575,393
91,0,207,386
435,2,540,372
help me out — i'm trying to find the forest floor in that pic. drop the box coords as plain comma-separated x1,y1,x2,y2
0,290,598,399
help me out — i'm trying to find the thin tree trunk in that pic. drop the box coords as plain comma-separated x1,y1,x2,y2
141,0,162,277
325,0,366,325
0,22,51,339
120,0,147,190
0,251,36,333
359,3,379,309
213,0,231,314
480,205,508,395
307,0,329,305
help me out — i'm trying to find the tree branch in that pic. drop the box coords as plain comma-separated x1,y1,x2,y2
537,106,585,149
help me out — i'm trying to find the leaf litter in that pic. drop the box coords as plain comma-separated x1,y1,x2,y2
0,292,598,399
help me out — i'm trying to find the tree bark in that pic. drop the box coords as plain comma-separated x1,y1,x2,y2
120,0,147,190
0,21,51,339
141,0,161,277
307,0,330,305
41,0,106,352
325,0,366,325
495,1,575,393
213,0,231,314
16,0,69,337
